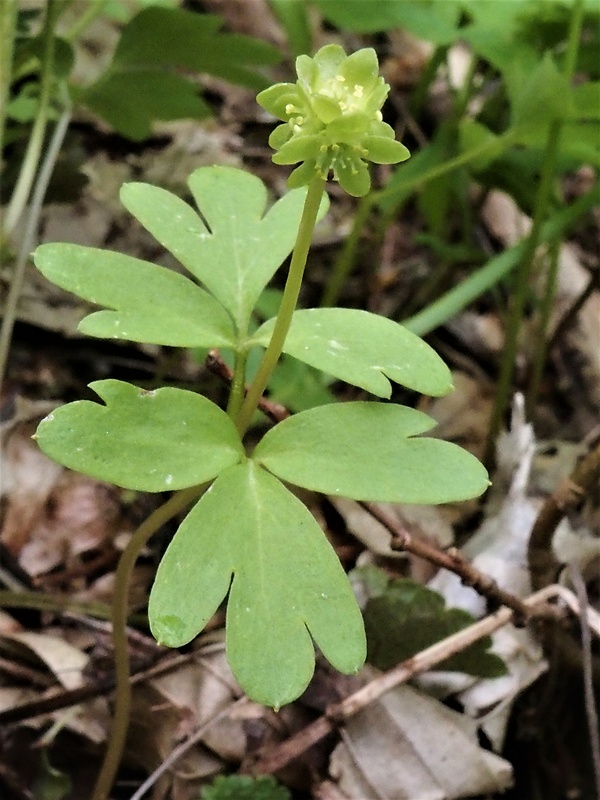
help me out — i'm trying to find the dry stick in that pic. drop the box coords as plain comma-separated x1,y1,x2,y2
528,440,600,591
129,696,249,800
361,501,558,624
244,585,589,777
568,565,600,798
0,645,223,727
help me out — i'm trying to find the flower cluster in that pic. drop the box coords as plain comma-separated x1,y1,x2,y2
257,44,410,196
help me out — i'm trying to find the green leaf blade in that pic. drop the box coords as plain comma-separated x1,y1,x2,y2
80,70,211,142
186,167,329,328
251,308,453,398
35,380,243,492
34,243,235,348
122,168,327,331
149,462,365,707
253,402,489,504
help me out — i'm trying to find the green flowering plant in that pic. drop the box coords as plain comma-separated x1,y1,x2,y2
32,41,489,800
257,44,409,195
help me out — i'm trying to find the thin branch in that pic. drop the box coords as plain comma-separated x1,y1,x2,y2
362,501,560,624
243,585,585,776
129,696,249,800
528,440,600,591
568,564,600,797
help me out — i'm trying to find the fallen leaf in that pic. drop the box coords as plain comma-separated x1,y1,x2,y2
330,678,513,799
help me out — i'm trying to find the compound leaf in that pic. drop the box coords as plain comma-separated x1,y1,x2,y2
253,402,489,504
35,380,243,492
149,462,366,708
113,7,280,89
510,53,572,137
251,308,453,397
121,167,328,331
78,7,281,140
34,244,235,348
79,70,211,142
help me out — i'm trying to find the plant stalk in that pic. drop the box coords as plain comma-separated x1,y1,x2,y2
526,238,560,416
2,0,60,239
90,485,202,800
403,185,600,336
0,102,70,389
226,347,249,420
484,0,585,464
64,0,108,42
320,192,375,307
0,0,18,159
235,176,325,436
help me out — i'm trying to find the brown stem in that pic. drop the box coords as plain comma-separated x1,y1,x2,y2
242,586,569,777
528,440,600,591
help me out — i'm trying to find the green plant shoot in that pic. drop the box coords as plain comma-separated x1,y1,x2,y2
33,45,489,709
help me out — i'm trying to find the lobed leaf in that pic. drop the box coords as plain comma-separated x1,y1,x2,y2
34,244,235,348
78,70,211,142
149,462,366,708
35,380,243,492
364,578,507,677
121,167,328,331
251,308,453,398
113,7,280,90
510,53,573,136
78,7,281,140
253,402,489,504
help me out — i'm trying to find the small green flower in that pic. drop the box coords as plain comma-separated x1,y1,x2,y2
257,44,410,196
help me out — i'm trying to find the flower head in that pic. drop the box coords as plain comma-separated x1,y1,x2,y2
257,44,410,196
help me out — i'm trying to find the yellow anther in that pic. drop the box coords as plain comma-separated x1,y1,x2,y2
320,144,328,152
339,100,347,110
336,74,345,82
353,85,364,98
376,110,383,121
285,103,297,114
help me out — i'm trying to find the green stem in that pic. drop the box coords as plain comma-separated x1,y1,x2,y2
64,0,108,42
484,0,584,465
0,101,71,389
377,129,515,210
2,0,60,239
402,185,600,337
226,347,249,420
526,0,585,417
235,177,325,436
526,238,560,416
90,485,202,800
321,128,513,311
0,0,18,158
0,589,113,620
320,193,375,308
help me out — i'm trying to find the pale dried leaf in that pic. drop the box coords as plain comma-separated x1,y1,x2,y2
2,631,88,690
330,680,513,799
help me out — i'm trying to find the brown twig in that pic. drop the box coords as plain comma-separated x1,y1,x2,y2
361,501,561,624
528,440,600,591
206,350,290,424
242,585,583,777
0,644,221,726
569,564,600,797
